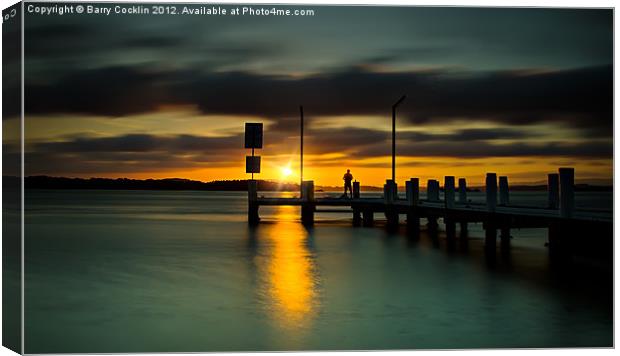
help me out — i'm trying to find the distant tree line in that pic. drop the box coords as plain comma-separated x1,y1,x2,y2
17,176,300,191
2,175,610,192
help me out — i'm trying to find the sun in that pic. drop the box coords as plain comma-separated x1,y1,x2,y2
281,166,293,179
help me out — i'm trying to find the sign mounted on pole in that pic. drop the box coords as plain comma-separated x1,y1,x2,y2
245,123,263,149
246,156,261,174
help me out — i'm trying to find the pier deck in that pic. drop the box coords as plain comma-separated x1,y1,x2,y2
256,197,612,224
247,169,612,259
256,197,613,222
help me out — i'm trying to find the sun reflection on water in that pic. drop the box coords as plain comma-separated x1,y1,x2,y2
255,205,320,330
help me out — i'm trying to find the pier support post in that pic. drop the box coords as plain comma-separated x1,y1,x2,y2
248,180,260,225
362,210,374,227
500,225,511,251
353,208,362,226
547,173,559,209
406,178,420,234
427,179,440,202
499,176,509,206
352,182,361,226
559,168,575,218
353,181,360,199
446,217,456,243
484,220,497,253
459,221,469,250
384,179,398,203
485,173,498,258
301,180,315,225
406,178,419,206
384,180,399,226
459,221,468,239
458,178,467,204
548,222,571,260
426,180,439,228
486,173,497,212
548,222,559,257
427,216,438,230
548,221,576,261
444,176,455,209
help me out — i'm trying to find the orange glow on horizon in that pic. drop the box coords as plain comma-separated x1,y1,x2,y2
64,154,612,188
22,112,611,187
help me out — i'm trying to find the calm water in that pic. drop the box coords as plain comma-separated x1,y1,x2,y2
24,190,613,353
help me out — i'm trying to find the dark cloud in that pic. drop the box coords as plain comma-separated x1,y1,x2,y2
357,139,612,159
25,23,96,58
363,46,460,65
24,125,611,177
24,65,612,138
24,134,247,175
27,23,92,38
34,133,243,154
401,128,542,142
123,36,185,49
18,7,611,179
305,126,611,158
26,67,171,117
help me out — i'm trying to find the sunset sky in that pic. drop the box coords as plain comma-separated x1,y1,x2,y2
9,5,613,186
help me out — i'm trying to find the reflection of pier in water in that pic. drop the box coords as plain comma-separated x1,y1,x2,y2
248,168,612,261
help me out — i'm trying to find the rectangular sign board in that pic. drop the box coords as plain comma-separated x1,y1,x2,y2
246,156,261,173
245,123,263,149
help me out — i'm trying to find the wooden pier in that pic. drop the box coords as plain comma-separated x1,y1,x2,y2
248,168,612,257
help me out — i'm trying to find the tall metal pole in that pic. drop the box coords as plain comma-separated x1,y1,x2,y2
392,95,406,183
392,107,396,182
300,105,304,193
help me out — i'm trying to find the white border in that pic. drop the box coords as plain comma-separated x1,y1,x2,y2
0,1,616,356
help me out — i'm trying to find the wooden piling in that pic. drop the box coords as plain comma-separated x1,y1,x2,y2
446,217,456,240
406,178,420,232
432,180,440,201
384,180,398,225
499,176,509,206
486,173,497,212
353,209,361,226
427,179,440,202
384,179,397,204
500,225,510,250
459,221,469,250
484,220,497,252
301,180,315,225
485,174,498,255
353,181,360,199
428,215,439,245
459,221,468,239
352,181,361,225
426,180,432,201
559,168,575,218
547,221,572,259
406,178,419,206
444,176,455,209
547,173,559,209
446,217,457,251
362,210,374,227
458,178,467,204
248,180,260,224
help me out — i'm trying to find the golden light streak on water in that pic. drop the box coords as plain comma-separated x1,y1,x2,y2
259,205,319,330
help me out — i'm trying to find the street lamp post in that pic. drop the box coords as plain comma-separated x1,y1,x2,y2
300,105,304,195
392,95,407,183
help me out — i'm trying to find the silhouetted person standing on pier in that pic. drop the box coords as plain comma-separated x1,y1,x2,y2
343,169,353,198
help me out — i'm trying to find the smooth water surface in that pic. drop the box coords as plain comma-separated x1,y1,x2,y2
24,190,613,353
